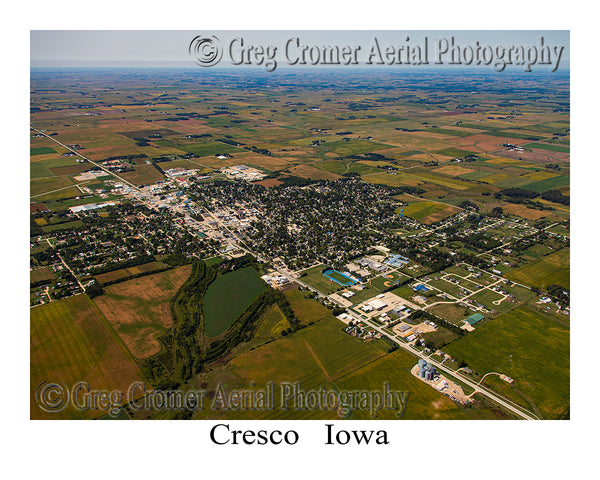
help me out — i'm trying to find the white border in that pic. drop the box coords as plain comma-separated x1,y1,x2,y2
4,1,596,478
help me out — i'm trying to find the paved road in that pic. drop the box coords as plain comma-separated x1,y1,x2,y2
30,127,140,191
30,126,541,419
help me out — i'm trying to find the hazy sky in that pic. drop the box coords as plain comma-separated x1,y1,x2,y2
30,30,570,70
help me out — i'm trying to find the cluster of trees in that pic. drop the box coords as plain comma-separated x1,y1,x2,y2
245,145,271,156
163,252,190,267
142,260,215,385
545,163,561,171
497,188,566,210
546,283,569,305
499,188,539,199
218,138,244,146
89,254,155,275
541,190,569,206
141,259,299,388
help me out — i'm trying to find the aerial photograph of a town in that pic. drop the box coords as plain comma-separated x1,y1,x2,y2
29,30,570,423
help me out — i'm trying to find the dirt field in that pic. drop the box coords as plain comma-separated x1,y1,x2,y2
49,164,91,176
450,134,529,153
93,265,192,359
495,147,570,164
287,164,342,180
119,164,165,186
255,178,284,187
421,205,462,224
503,203,552,220
434,165,476,176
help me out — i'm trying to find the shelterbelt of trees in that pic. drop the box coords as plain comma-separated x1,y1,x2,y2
140,257,300,389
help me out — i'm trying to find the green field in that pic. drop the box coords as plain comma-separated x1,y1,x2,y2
31,146,57,156
320,139,387,156
299,265,344,294
434,147,477,158
524,175,570,193
398,201,449,220
525,142,570,153
30,294,145,419
335,349,513,419
254,304,290,338
444,306,569,419
30,176,75,196
157,139,244,157
199,317,391,419
284,288,336,324
506,248,570,289
41,220,83,233
203,267,266,337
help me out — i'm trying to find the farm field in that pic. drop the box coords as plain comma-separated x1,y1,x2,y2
29,65,570,422
118,164,164,186
30,294,146,419
397,201,453,220
506,248,570,289
335,349,513,419
254,304,290,339
93,265,192,359
196,317,391,419
284,288,337,324
203,267,266,338
427,303,473,325
93,261,168,285
444,306,569,419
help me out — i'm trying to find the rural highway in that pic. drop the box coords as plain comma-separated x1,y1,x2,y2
269,267,539,420
30,125,539,419
195,202,539,419
30,126,141,192
351,312,539,420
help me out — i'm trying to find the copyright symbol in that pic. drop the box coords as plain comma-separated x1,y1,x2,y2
189,35,222,67
36,381,69,413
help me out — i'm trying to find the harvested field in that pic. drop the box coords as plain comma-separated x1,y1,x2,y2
119,164,164,186
49,165,90,176
30,294,146,419
93,265,192,359
450,134,529,153
30,267,55,284
421,206,462,224
503,204,552,220
433,165,476,176
495,147,570,164
255,178,284,188
287,164,341,180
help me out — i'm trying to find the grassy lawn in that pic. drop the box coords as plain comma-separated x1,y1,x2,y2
299,265,344,294
254,304,290,339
